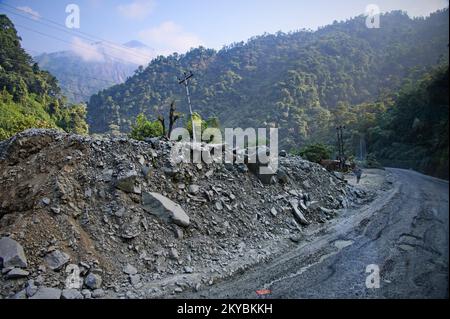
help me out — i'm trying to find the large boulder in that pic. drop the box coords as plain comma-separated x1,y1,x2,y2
0,237,27,269
142,192,190,228
29,287,62,299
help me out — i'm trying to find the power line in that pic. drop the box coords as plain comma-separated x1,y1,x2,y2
0,4,153,63
0,3,153,61
178,71,197,143
11,22,144,65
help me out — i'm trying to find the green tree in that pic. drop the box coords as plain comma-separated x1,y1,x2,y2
129,113,163,141
296,143,332,163
0,14,89,140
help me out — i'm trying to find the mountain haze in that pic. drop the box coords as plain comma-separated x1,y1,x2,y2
35,41,153,103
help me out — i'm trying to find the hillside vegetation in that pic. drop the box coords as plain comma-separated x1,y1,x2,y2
368,66,449,178
0,15,88,140
86,9,448,178
87,10,448,144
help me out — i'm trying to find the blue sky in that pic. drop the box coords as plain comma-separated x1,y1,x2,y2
0,0,448,62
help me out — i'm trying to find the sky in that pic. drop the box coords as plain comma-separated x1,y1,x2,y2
0,0,448,64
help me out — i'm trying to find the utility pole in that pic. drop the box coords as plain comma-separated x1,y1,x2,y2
336,125,346,169
336,126,341,168
178,71,196,143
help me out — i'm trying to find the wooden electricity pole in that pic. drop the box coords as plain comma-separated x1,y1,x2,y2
178,71,196,143
336,125,346,169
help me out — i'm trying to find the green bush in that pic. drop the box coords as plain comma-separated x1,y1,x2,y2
129,113,163,141
297,143,332,163
186,112,207,138
0,98,56,140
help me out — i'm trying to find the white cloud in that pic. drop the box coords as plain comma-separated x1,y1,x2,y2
117,0,155,20
16,6,41,20
138,21,204,56
71,37,105,62
98,41,155,65
70,37,155,65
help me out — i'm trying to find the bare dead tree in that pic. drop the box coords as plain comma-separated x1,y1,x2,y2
168,100,181,138
157,114,166,137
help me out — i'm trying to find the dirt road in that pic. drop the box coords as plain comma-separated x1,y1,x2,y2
182,168,449,299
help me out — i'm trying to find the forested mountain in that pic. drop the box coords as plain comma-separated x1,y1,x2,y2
367,66,449,178
0,15,88,140
34,41,151,103
87,9,449,152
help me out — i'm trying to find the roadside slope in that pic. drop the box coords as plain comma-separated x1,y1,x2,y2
0,129,365,299
182,169,448,299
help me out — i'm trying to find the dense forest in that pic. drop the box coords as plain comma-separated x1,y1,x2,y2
368,66,448,178
315,64,448,178
87,10,448,142
0,15,88,140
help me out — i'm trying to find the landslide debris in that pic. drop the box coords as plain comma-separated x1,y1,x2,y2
0,129,366,299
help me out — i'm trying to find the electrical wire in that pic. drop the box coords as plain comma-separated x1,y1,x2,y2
0,3,153,62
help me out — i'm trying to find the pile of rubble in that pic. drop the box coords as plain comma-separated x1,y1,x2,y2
0,129,366,299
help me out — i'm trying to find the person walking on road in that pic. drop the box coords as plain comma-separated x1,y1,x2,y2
352,165,363,184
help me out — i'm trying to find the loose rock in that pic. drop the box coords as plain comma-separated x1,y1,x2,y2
142,192,190,228
92,289,105,298
0,237,28,269
123,264,138,275
45,250,70,271
29,287,62,299
188,184,200,195
84,273,102,290
4,268,29,279
290,200,310,225
61,289,83,299
116,170,141,194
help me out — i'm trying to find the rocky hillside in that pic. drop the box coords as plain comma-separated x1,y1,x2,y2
0,129,366,299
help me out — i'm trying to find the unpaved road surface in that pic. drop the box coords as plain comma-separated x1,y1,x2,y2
183,168,449,299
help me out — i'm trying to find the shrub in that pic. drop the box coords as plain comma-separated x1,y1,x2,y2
297,143,332,163
129,113,163,141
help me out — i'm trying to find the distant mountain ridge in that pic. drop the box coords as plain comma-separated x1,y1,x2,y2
34,40,154,103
